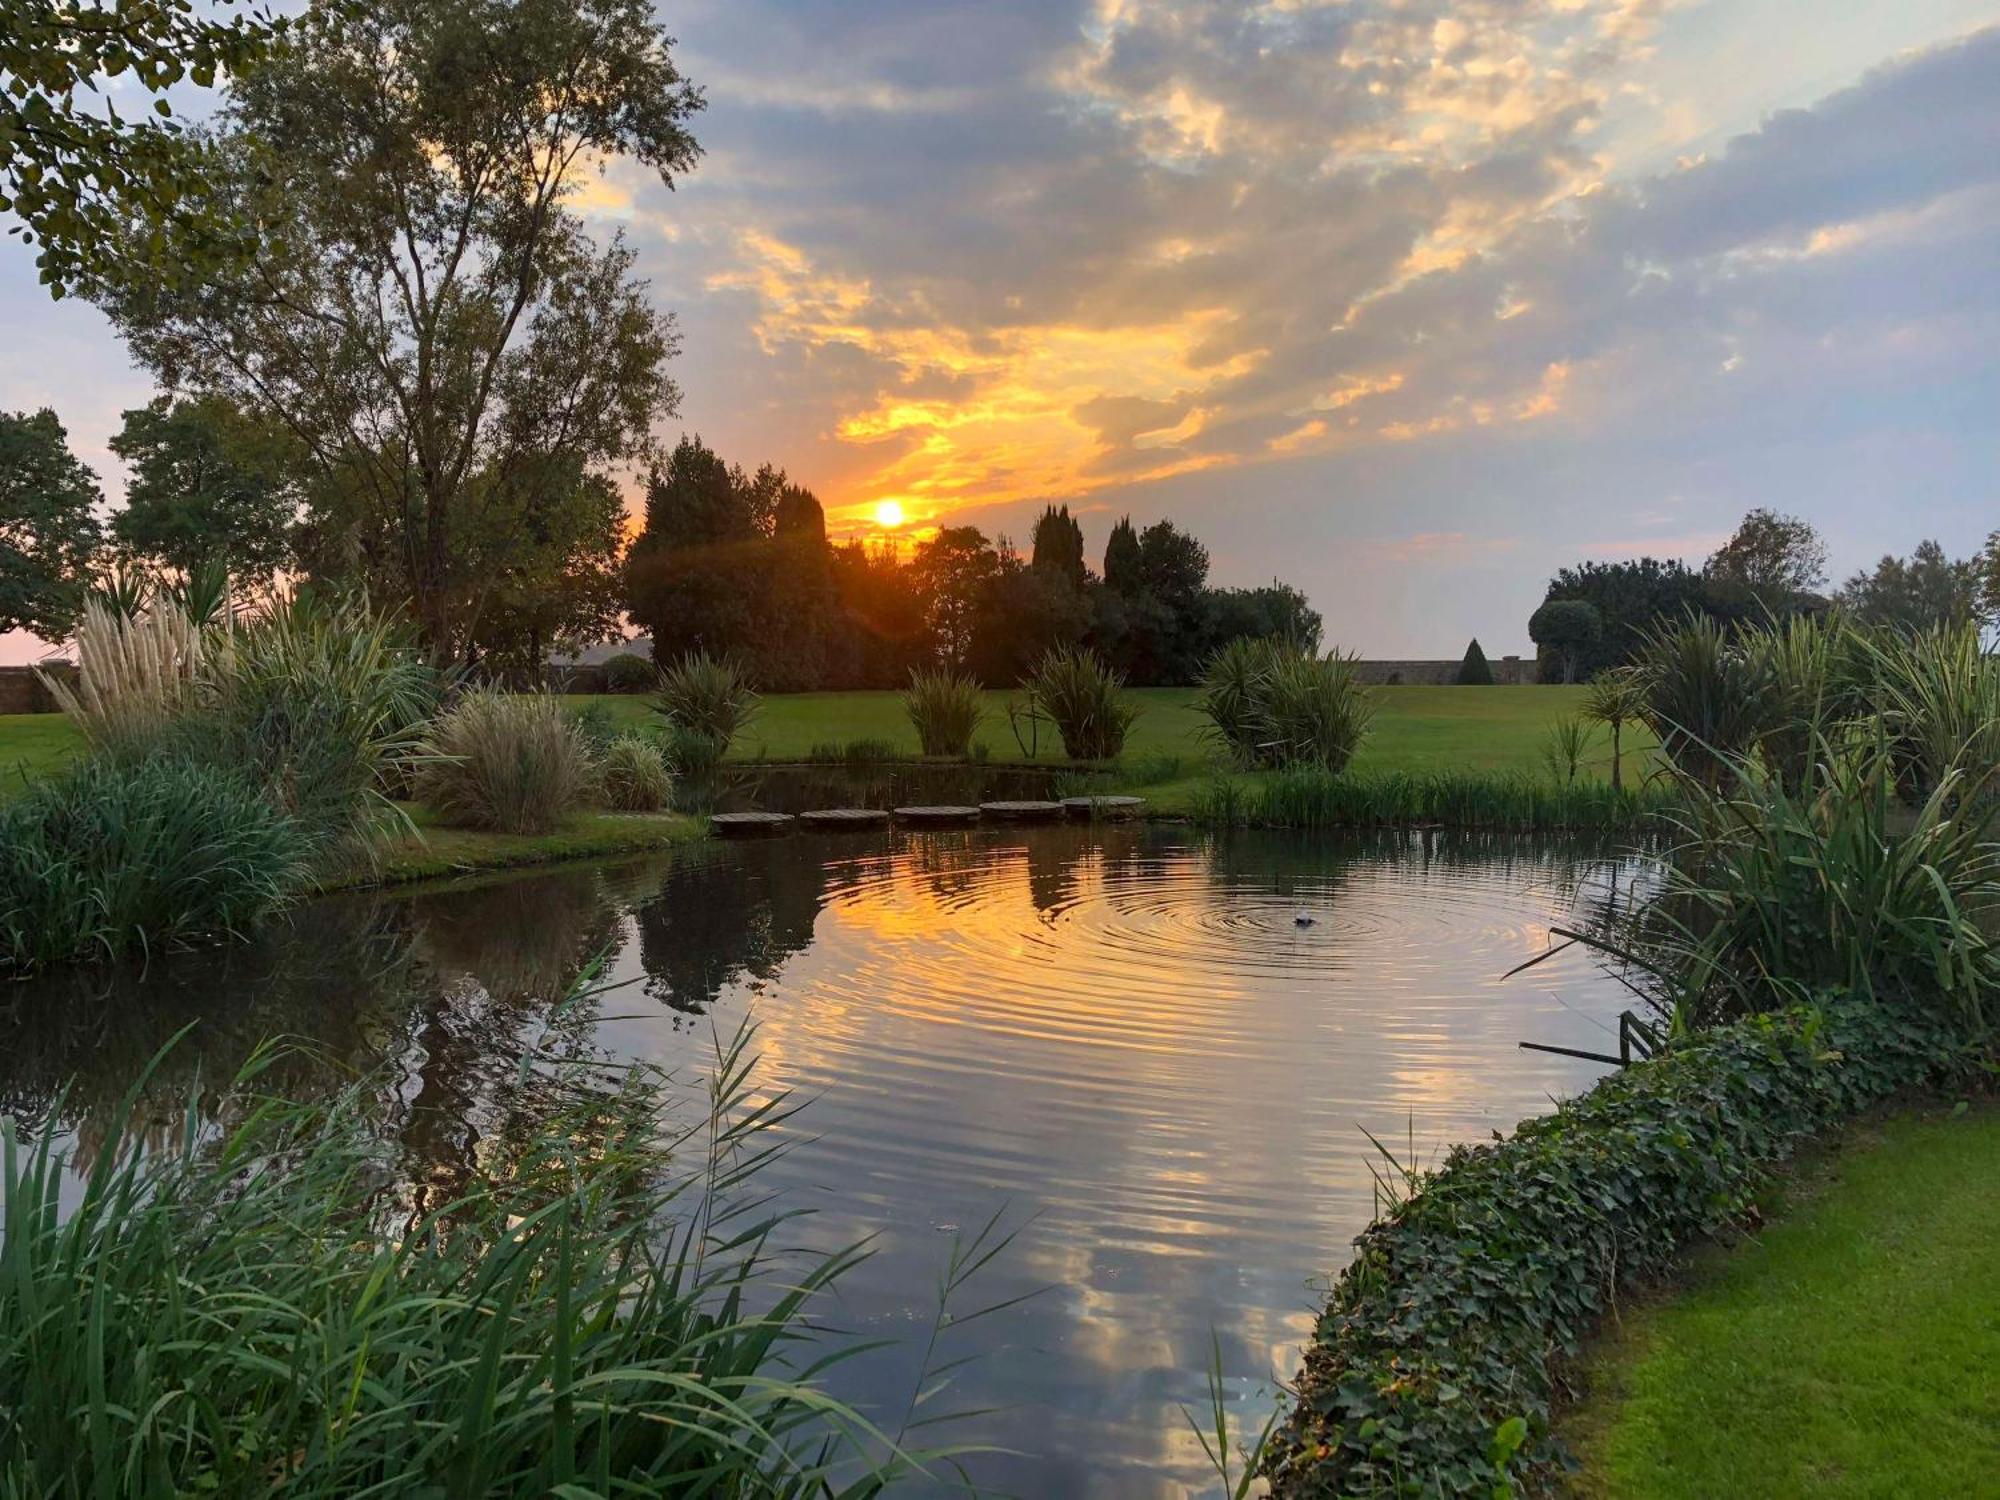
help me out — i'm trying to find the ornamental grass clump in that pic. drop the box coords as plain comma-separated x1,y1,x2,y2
414,691,596,835
1195,636,1287,766
652,651,758,755
0,756,309,974
599,732,673,812
38,599,206,757
902,668,986,757
1197,641,1373,772
0,1026,926,1496
1024,646,1138,761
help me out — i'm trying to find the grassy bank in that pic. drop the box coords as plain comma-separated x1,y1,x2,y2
351,807,707,888
1562,1103,2000,1499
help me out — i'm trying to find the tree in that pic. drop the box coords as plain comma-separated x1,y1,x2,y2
463,466,627,673
1205,582,1322,656
1529,599,1602,684
1837,541,1983,634
1705,508,1828,616
1535,556,1708,680
1581,667,1648,791
1103,516,1142,594
0,409,105,641
625,439,773,669
3,0,281,294
912,527,998,671
96,0,703,662
971,555,1092,685
108,395,300,582
1456,638,1494,685
1030,503,1087,588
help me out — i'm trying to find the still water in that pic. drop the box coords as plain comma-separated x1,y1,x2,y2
2,825,1653,1497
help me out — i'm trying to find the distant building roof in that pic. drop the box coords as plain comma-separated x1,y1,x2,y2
550,636,652,667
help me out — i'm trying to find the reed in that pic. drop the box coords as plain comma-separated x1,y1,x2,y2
414,691,597,834
0,1023,937,1495
1191,766,1671,831
902,668,986,757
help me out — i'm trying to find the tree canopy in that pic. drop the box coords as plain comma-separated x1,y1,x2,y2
93,0,704,662
1837,541,1984,634
0,409,105,641
107,395,299,581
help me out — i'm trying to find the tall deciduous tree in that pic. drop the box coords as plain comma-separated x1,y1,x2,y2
108,394,300,581
1837,541,1984,634
3,0,280,294
0,409,105,641
1535,557,1709,680
95,0,703,662
1705,508,1828,616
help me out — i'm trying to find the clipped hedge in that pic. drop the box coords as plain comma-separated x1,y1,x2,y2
1263,998,1983,1497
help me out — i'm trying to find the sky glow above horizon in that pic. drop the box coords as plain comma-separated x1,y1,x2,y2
4,0,1997,662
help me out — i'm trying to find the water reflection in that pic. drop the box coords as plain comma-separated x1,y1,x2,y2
1,826,1653,1497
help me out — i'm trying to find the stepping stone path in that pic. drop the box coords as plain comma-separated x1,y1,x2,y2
1060,795,1146,820
893,805,982,826
979,800,1065,822
799,807,892,830
709,811,796,837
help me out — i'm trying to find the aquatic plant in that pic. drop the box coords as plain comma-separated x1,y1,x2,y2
414,691,597,835
0,1025,935,1495
902,667,986,757
0,756,308,973
1580,737,2000,1031
662,723,727,780
1193,767,1670,832
1024,645,1137,761
599,732,674,812
652,651,759,754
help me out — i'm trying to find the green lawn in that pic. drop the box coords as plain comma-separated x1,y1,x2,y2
1563,1104,2000,1499
0,712,84,792
562,684,1642,776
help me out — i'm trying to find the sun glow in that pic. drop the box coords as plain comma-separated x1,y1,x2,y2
873,499,906,528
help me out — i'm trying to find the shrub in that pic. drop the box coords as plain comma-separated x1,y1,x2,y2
0,1025,931,1494
414,691,596,834
1455,638,1494,685
1636,613,1771,787
1195,636,1286,766
1263,999,1979,1498
662,724,727,780
1024,646,1138,761
0,757,308,974
1860,620,2000,804
902,668,986,757
567,699,621,756
1260,650,1373,772
1740,612,1846,794
652,652,758,755
38,599,206,756
599,733,674,812
603,651,655,693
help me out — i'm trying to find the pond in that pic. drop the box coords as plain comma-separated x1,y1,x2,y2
1,824,1655,1498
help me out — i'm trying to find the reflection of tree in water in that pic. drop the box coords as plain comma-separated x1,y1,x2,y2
0,863,640,1206
631,842,827,1016
0,899,420,1172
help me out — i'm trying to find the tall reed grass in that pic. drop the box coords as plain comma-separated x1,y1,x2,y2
39,600,206,756
0,1025,939,1495
1024,646,1137,760
0,757,309,973
902,668,986,757
414,691,597,834
1190,767,1671,831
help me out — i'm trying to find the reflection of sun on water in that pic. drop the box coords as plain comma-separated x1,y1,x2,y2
873,498,905,528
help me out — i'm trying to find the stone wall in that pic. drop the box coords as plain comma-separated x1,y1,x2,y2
0,664,71,715
1352,656,1532,686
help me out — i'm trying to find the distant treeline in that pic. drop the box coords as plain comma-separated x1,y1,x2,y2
1529,508,1994,683
622,437,1320,690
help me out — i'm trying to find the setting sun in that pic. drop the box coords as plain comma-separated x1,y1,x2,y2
872,499,905,529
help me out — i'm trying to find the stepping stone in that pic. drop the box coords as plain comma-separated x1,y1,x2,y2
709,811,795,837
1060,795,1145,820
893,804,982,826
799,807,892,830
979,799,1065,822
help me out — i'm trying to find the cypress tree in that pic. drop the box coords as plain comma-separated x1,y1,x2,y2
1457,637,1495,685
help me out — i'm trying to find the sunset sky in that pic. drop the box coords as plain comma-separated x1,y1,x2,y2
5,0,1998,662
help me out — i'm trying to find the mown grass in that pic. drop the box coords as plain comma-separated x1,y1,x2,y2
1562,1103,2000,1500
0,712,84,791
350,807,706,888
